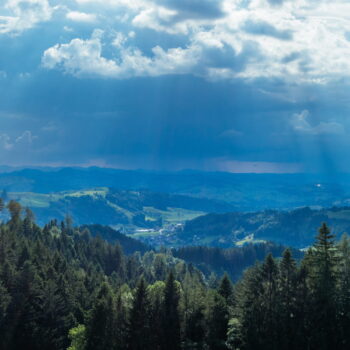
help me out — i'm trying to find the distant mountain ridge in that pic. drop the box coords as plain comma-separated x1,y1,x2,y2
1,167,350,211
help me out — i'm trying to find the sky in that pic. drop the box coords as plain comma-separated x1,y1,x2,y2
0,0,350,173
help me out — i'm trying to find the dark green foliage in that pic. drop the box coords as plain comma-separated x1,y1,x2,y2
337,235,350,347
2,204,350,350
80,224,149,254
206,292,229,350
0,281,11,328
218,274,234,305
173,243,303,281
85,284,116,350
7,200,22,231
162,272,181,350
181,272,206,349
231,224,350,350
306,223,339,349
277,249,299,350
127,279,151,350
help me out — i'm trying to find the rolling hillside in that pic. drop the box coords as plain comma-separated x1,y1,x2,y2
7,188,233,229
177,206,350,248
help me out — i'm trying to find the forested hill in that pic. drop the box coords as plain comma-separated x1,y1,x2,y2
1,200,350,349
79,224,150,254
78,224,293,281
180,206,350,248
8,188,233,227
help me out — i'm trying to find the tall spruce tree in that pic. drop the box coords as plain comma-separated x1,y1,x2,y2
277,249,298,350
234,264,264,350
218,274,234,306
308,223,338,349
147,281,165,350
181,272,206,350
337,234,350,347
127,278,151,350
260,254,279,350
85,283,117,350
115,294,128,350
206,291,229,350
162,272,181,350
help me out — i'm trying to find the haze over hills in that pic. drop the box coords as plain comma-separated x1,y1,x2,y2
3,167,350,249
1,167,350,211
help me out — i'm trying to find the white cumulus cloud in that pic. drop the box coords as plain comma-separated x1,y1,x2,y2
42,30,200,78
66,11,97,23
30,0,350,83
0,0,55,34
291,110,345,135
0,130,37,150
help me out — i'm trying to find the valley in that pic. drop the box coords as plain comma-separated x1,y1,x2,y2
4,175,350,249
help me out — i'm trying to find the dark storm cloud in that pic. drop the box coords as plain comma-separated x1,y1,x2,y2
0,61,348,172
0,0,349,173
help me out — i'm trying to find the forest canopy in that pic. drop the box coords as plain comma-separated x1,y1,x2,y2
0,201,349,350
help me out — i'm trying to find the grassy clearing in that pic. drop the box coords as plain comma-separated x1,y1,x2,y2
235,235,266,247
130,230,160,238
9,188,109,208
62,188,108,198
143,206,205,224
9,192,60,208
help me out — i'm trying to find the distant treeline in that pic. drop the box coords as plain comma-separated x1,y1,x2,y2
0,200,350,349
173,243,304,281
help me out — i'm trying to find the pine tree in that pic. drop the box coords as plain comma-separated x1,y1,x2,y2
162,272,181,350
234,264,263,350
35,279,75,350
218,274,234,306
85,283,117,350
127,278,151,350
293,262,310,350
115,294,128,350
10,261,44,350
261,254,279,348
337,234,350,347
277,249,298,350
181,272,206,349
23,208,35,237
148,281,165,350
308,223,338,349
206,291,229,350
